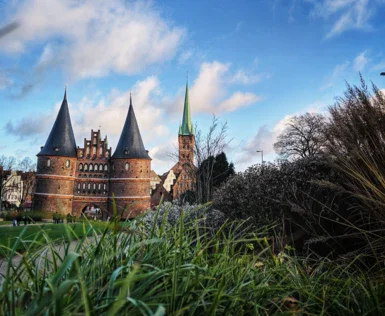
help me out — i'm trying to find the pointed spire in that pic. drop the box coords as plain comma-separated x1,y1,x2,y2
112,96,151,159
38,88,77,157
179,77,194,135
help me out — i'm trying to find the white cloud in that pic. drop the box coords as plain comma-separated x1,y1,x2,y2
0,71,12,90
308,0,382,38
353,50,369,71
168,61,263,116
219,92,261,112
320,60,350,90
234,102,328,170
1,0,185,80
231,70,270,85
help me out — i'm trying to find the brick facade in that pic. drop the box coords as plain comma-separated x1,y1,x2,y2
34,129,151,219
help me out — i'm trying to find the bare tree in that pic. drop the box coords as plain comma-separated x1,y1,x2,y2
0,155,18,211
17,157,36,209
168,116,231,204
274,112,327,160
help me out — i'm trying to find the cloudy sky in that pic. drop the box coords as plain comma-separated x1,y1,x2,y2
1,0,385,173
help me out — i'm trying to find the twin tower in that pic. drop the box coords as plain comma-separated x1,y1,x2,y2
34,90,152,218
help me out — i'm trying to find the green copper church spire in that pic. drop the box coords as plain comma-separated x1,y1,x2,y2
179,80,194,135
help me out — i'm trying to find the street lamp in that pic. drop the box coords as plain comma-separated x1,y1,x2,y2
256,150,263,165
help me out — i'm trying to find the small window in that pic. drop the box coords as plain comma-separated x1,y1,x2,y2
99,164,103,171
47,158,51,167
93,183,96,189
89,164,93,172
99,147,103,156
94,164,98,172
104,164,108,171
125,162,130,171
103,184,106,190
98,183,101,190
77,183,80,189
92,147,96,155
79,164,83,171
88,183,90,189
79,150,83,157
84,164,88,171
86,147,90,155
83,183,86,189
106,151,109,158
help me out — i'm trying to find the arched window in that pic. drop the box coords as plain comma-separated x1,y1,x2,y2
125,162,130,171
106,151,109,158
104,164,108,171
77,183,80,189
89,164,93,172
83,183,86,189
98,183,101,190
84,164,88,171
88,183,90,189
92,147,96,155
99,164,103,171
86,147,90,156
79,150,83,157
93,183,96,190
99,147,103,156
79,164,83,171
47,158,51,167
94,164,98,172
103,184,106,190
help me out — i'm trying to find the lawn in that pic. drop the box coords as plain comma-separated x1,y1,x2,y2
0,221,115,254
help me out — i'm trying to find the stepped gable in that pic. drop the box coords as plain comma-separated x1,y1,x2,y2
37,89,77,157
112,94,151,159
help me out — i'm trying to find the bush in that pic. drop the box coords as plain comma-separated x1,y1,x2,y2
142,200,226,235
2,211,44,222
213,156,360,259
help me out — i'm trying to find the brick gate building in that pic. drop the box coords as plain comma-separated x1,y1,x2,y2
34,90,151,218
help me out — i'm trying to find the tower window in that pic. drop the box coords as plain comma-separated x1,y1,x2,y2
86,147,90,155
99,147,103,156
79,163,83,171
79,150,83,157
84,164,88,171
94,164,98,172
99,164,103,171
104,164,108,171
125,162,130,171
83,183,86,189
89,164,93,172
47,158,51,167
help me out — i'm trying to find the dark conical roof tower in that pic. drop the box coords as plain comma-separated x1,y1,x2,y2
112,94,151,159
38,88,77,157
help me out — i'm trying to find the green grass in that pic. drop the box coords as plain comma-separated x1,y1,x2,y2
0,221,111,254
0,206,384,315
0,221,12,226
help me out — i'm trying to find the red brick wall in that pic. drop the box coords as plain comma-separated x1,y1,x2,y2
34,156,76,217
108,158,151,217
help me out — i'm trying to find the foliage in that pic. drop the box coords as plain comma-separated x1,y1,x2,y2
326,76,385,157
213,156,366,259
142,200,226,234
1,210,385,315
197,152,235,202
274,112,327,160
0,211,44,222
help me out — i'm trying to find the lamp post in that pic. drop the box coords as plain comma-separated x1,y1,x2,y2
256,150,263,165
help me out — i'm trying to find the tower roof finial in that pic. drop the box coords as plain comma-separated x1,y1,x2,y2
180,75,194,136
64,84,67,100
130,90,132,106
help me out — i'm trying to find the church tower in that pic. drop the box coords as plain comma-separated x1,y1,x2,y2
178,81,195,165
109,94,151,217
34,89,77,215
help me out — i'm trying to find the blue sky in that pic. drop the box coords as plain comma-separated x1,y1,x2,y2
1,0,385,173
